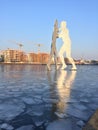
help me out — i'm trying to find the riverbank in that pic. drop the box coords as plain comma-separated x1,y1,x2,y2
0,62,46,65
83,109,98,130
0,62,98,65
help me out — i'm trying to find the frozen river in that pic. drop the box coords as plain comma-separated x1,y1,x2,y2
0,64,98,130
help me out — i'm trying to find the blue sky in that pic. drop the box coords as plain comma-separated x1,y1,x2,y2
0,0,98,60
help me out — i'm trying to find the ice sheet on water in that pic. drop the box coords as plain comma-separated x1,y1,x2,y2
66,98,79,103
33,97,43,104
43,97,59,103
71,103,87,111
79,98,89,103
27,105,44,116
88,103,98,111
16,125,34,130
32,87,45,93
35,121,45,126
0,99,25,121
76,120,85,127
0,123,14,130
91,97,98,104
22,97,36,105
54,112,69,118
32,115,46,127
46,119,72,130
65,107,91,121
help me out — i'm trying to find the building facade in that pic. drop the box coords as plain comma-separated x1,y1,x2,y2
27,52,49,64
3,49,26,63
2,49,50,64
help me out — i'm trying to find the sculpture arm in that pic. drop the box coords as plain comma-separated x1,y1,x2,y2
58,32,62,38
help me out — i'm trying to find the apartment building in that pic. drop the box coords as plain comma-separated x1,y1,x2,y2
2,49,50,64
3,49,25,63
27,52,49,64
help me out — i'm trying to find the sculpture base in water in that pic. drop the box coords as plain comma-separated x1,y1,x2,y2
47,64,51,71
60,64,67,70
70,67,77,71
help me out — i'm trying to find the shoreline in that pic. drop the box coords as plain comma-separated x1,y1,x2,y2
83,109,98,130
0,62,98,65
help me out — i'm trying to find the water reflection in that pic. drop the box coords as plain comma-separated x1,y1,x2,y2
57,70,76,98
0,64,25,72
47,69,76,118
0,64,47,81
0,65,25,80
56,70,76,115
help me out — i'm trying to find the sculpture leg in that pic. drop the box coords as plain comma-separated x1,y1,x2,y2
68,57,77,70
54,49,59,70
60,55,67,69
59,53,67,69
47,57,52,71
65,48,77,70
54,54,57,69
47,49,54,70
59,47,67,70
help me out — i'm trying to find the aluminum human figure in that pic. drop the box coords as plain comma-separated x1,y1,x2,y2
47,20,59,70
58,21,77,70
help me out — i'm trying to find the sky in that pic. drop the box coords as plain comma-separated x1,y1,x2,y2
0,0,98,60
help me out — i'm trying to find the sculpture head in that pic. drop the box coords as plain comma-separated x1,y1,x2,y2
60,21,67,28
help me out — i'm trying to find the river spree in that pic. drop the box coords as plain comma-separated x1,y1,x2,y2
0,64,98,130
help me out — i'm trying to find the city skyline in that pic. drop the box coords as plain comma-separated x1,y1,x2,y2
0,0,98,60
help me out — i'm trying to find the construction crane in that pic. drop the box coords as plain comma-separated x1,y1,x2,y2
32,42,43,53
28,41,44,53
35,43,43,54
17,43,23,51
8,40,23,51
